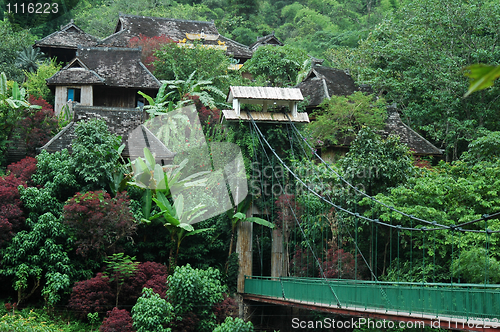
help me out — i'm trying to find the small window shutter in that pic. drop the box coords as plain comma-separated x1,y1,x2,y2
67,88,74,101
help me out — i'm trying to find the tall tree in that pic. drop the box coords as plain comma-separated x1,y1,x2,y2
0,20,35,82
348,0,500,160
242,45,309,87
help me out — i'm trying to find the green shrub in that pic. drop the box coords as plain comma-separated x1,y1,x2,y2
23,58,61,104
213,317,254,332
132,288,173,332
72,118,122,191
167,264,226,332
0,307,91,332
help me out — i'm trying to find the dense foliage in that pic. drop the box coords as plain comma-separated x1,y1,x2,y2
22,59,61,104
213,317,254,332
340,127,415,195
128,34,175,72
243,45,309,87
0,20,35,82
308,92,387,145
0,212,73,306
131,288,173,332
154,42,232,84
167,264,225,332
2,1,500,330
350,0,500,160
71,119,123,191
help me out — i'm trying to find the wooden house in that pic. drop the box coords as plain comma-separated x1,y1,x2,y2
100,14,253,64
296,63,442,160
46,47,160,116
34,20,99,64
248,32,284,52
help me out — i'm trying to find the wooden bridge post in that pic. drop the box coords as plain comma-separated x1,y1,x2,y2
271,229,284,277
236,209,253,320
236,219,253,293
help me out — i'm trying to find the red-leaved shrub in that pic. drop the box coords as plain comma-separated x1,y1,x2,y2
319,247,358,279
7,156,37,185
69,261,168,318
118,261,168,306
169,311,199,332
0,216,13,247
20,96,58,156
68,273,114,319
63,191,137,258
213,294,238,324
100,307,135,332
185,94,220,127
0,172,27,247
128,34,175,72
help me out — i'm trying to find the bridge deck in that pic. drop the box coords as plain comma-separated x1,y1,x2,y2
244,276,500,332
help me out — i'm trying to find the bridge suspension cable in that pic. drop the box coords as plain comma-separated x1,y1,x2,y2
285,114,500,234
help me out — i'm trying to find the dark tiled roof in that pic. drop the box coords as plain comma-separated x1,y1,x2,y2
100,15,219,47
41,105,174,161
249,33,283,51
125,125,176,161
46,67,105,85
296,78,329,107
381,107,443,156
40,122,76,153
99,14,252,59
296,66,363,107
41,106,143,153
35,21,99,49
217,35,253,59
46,47,160,88
74,105,144,137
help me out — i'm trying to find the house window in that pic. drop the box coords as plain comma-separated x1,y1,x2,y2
67,88,81,103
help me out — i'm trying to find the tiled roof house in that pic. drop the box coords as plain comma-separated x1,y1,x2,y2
100,14,253,63
34,20,100,63
248,32,284,51
296,63,442,159
46,47,160,115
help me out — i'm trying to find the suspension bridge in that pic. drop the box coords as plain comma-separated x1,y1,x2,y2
231,107,500,331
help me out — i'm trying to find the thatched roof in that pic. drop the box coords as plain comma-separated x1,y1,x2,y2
34,21,99,49
46,47,160,89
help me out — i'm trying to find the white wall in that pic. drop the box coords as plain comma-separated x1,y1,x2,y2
54,85,93,116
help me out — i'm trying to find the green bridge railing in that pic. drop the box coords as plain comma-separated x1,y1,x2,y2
244,276,500,320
